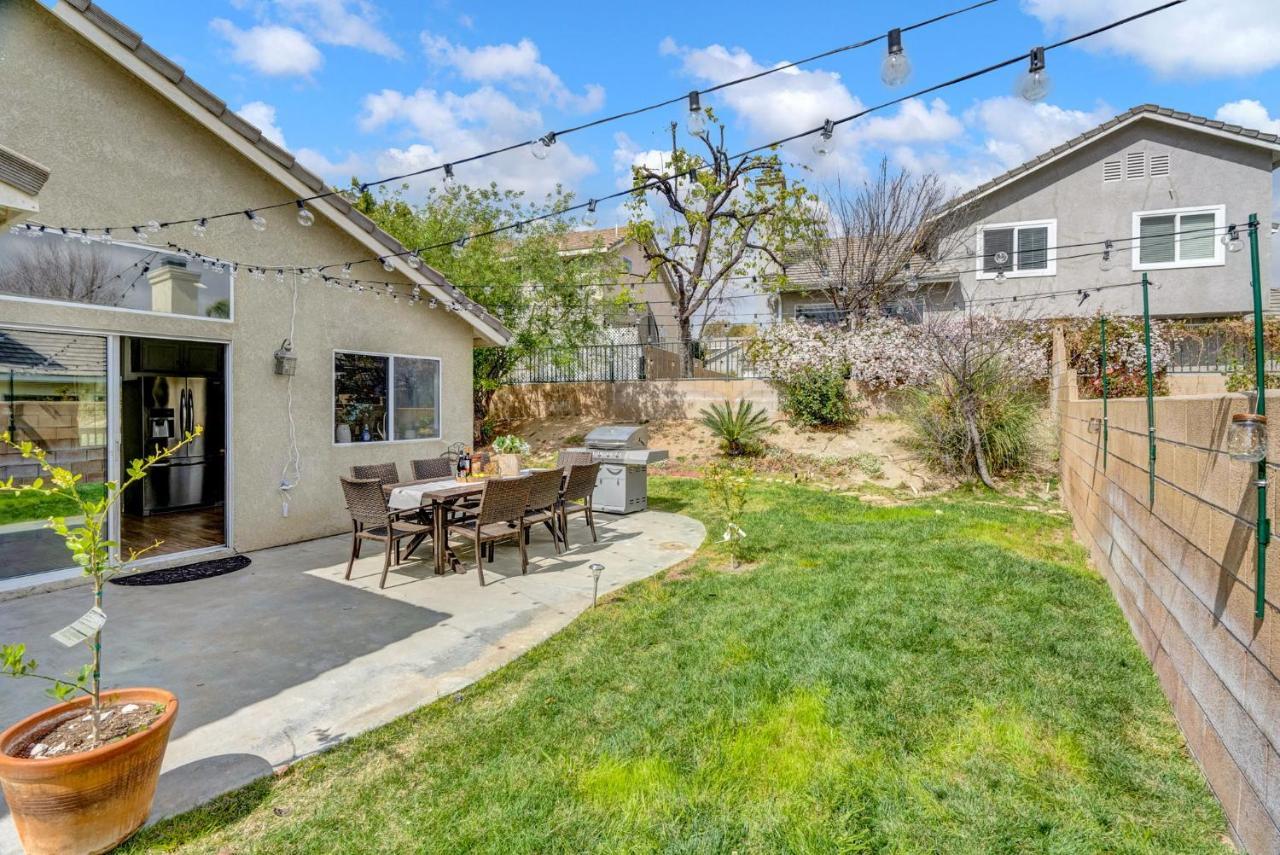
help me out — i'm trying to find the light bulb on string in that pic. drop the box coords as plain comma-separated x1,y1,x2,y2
1222,224,1244,253
812,119,835,156
880,28,911,87
275,269,285,284
407,251,422,269
193,218,208,238
132,226,149,244
531,132,556,160
1099,240,1114,271
382,256,395,272
144,220,161,235
687,91,707,136
443,163,456,189
245,210,267,232
295,201,314,227
583,199,599,227
1016,47,1050,102
341,263,353,279
453,236,467,257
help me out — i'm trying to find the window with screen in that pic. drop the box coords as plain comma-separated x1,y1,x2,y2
1133,206,1224,270
978,221,1056,279
332,352,442,444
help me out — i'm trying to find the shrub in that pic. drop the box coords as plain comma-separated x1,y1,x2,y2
1226,372,1280,392
900,367,1040,480
698,399,771,456
492,434,531,455
777,368,861,428
853,452,884,479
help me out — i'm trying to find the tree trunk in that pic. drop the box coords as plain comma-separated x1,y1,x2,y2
678,316,695,378
963,395,997,490
473,387,496,446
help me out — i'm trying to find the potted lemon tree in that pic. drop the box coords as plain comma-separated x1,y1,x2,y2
0,427,200,855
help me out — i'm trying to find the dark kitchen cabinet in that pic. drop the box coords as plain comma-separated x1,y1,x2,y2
130,339,224,376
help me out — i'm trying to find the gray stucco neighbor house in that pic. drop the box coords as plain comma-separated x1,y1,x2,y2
780,105,1279,322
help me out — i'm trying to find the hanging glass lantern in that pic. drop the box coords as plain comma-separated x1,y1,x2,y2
1227,412,1268,462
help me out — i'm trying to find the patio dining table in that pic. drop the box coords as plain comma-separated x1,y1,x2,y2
385,471,545,576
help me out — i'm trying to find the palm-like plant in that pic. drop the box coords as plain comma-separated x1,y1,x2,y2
698,400,771,456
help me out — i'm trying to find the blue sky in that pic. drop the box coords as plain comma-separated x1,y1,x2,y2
80,0,1280,221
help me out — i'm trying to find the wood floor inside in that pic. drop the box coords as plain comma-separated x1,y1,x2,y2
121,506,225,557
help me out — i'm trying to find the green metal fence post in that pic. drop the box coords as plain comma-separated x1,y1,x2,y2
1142,273,1156,505
1100,314,1109,470
1248,213,1270,620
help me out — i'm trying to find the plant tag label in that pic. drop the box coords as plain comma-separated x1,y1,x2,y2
51,607,106,648
723,523,746,542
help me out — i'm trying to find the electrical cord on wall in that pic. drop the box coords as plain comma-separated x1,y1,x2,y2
280,272,302,516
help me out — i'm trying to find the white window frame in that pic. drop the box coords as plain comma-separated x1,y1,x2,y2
975,219,1057,281
332,349,443,446
1130,204,1225,271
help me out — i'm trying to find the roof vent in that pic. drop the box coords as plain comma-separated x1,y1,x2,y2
1125,151,1146,180
1102,160,1122,182
1149,153,1170,177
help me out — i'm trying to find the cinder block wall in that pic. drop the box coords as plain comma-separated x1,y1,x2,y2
1058,356,1280,851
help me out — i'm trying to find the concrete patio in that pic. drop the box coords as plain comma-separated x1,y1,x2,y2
0,509,704,854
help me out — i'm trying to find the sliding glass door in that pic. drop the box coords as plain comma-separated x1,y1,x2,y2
0,328,109,581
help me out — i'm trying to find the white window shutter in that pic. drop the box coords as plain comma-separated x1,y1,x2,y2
1102,160,1122,182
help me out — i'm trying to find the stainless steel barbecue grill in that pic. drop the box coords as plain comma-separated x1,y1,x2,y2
563,425,668,513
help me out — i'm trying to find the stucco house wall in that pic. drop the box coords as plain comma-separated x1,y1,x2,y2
0,0,485,554
944,119,1273,319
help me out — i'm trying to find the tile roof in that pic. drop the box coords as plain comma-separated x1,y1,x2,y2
555,226,628,254
53,0,511,344
945,104,1280,214
0,328,106,375
0,144,51,197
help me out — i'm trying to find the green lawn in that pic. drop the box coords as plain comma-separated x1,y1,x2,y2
124,478,1227,854
0,482,104,526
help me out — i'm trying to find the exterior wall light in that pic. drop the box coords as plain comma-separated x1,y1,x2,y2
1227,412,1267,463
273,339,298,376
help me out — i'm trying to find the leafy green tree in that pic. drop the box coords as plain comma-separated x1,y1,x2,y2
626,112,814,373
356,182,625,439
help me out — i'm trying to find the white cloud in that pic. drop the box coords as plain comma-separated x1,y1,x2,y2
271,0,401,58
964,96,1114,173
1023,0,1280,77
1215,99,1280,135
357,86,596,197
856,98,963,144
420,34,604,113
296,148,367,182
237,101,287,147
210,19,322,76
611,132,671,190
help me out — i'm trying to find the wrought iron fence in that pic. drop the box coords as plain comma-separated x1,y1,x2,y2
1167,333,1280,374
509,337,767,383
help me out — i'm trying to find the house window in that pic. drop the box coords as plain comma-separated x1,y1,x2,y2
333,351,440,444
976,220,1057,280
794,303,843,325
1132,205,1225,270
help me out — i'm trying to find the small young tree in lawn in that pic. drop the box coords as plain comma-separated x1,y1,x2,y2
626,114,813,375
791,157,961,328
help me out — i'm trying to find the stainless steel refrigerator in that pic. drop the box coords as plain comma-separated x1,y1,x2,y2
140,375,208,513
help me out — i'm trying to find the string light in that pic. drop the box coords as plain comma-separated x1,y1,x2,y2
687,91,707,136
1017,46,1050,102
443,163,456,189
341,262,353,279
812,120,835,156
382,256,395,272
531,132,556,160
1099,239,1114,272
193,218,208,237
583,199,599,227
1222,224,1244,253
295,201,315,227
881,28,911,86
245,210,267,232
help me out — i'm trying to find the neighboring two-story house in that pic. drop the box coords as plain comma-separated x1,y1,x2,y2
554,226,681,343
779,105,1278,322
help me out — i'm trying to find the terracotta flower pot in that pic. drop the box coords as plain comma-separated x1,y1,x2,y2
0,688,177,855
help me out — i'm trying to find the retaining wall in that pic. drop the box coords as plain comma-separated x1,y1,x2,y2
1057,339,1280,851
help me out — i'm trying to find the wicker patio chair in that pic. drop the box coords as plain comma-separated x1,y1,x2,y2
351,462,400,485
339,476,432,589
558,462,600,547
556,450,595,469
411,457,453,480
521,468,565,555
447,475,531,586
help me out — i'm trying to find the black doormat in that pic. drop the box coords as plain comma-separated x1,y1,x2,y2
110,555,250,586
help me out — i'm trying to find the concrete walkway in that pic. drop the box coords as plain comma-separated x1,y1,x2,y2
0,510,704,854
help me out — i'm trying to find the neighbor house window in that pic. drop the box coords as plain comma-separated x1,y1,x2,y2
333,351,440,444
794,302,843,325
977,220,1056,280
1132,205,1224,270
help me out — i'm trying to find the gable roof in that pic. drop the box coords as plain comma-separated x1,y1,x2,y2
47,0,511,346
945,104,1280,215
554,226,629,255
